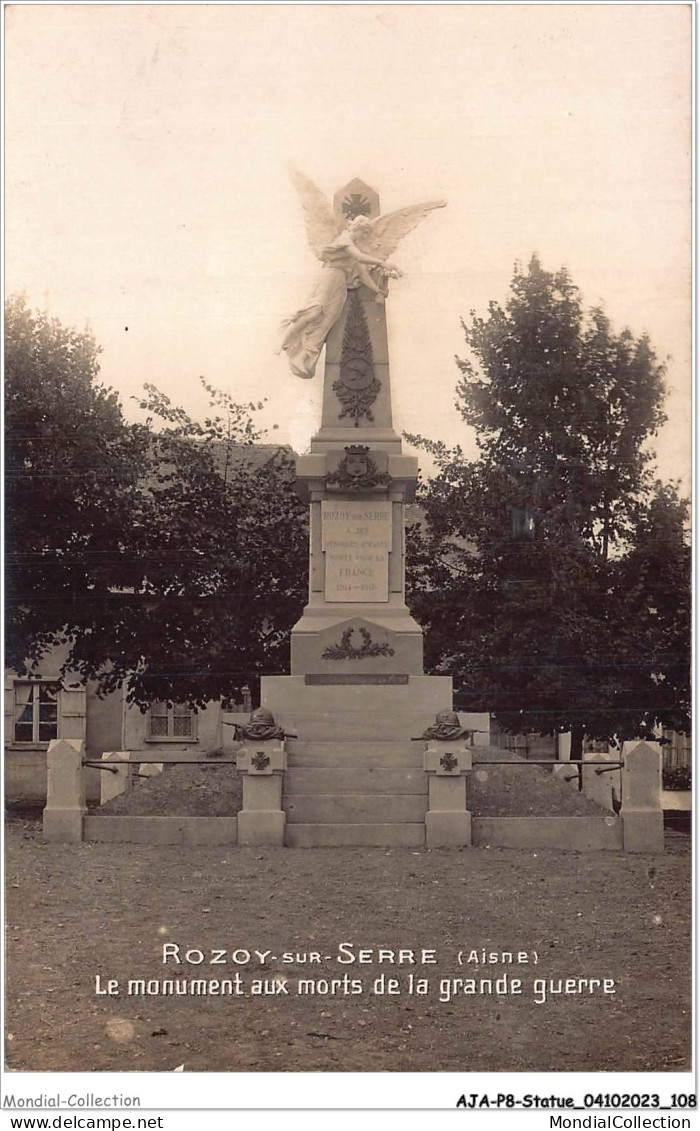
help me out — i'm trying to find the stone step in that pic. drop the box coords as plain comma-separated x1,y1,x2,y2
282,794,428,824
279,711,434,740
287,738,418,754
284,767,427,795
285,823,426,848
287,740,423,768
263,674,452,717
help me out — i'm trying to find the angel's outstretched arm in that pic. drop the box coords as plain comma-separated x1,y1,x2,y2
344,235,401,275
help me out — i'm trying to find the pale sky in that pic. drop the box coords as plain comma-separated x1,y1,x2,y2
5,3,692,487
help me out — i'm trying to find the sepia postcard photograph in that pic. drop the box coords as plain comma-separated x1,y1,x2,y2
2,0,693,1116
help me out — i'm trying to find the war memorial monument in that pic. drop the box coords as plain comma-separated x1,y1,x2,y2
239,170,476,849
42,172,664,856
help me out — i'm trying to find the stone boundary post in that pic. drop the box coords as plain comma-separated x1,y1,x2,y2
236,741,287,846
581,749,621,814
424,744,472,848
100,751,132,806
621,740,664,853
43,738,86,843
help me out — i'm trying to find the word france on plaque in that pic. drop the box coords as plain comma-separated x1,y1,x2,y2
321,500,392,602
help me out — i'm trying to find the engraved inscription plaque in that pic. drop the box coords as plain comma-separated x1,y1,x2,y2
321,500,392,602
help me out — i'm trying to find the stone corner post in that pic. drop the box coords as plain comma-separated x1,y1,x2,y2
621,740,664,854
424,744,473,848
43,738,86,843
236,741,287,846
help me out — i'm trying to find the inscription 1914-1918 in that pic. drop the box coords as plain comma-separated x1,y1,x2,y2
321,500,392,602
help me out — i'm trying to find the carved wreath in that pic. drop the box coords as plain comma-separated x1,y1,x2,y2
333,376,382,427
322,626,395,661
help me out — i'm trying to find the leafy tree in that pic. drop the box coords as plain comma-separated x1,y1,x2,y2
5,295,148,671
406,256,689,755
5,296,308,708
76,382,309,708
606,483,691,739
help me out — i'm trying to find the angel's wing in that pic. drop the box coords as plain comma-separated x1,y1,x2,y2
288,166,340,260
360,200,447,259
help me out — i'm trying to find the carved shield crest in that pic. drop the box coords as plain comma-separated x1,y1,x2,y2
345,446,369,479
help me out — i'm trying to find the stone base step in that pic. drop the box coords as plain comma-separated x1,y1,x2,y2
263,674,452,715
286,740,422,767
284,767,427,795
279,711,433,740
282,794,428,824
285,823,426,848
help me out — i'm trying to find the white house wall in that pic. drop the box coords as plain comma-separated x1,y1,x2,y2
5,645,122,802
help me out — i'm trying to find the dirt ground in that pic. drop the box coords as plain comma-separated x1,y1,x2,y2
4,814,691,1074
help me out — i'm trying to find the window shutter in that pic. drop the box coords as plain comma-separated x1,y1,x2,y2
58,683,87,741
4,673,15,742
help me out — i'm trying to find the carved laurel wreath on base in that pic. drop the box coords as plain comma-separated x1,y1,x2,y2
322,626,395,661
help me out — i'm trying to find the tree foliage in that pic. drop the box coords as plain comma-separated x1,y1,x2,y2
406,257,689,748
5,296,308,708
5,296,148,671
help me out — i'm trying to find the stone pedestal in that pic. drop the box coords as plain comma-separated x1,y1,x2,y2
43,738,86,843
423,742,472,848
236,740,287,847
621,740,664,854
262,676,453,741
292,441,423,677
425,808,472,848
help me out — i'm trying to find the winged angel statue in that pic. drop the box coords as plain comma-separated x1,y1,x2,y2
279,168,446,379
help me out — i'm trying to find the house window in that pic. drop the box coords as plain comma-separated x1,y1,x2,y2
13,682,58,744
147,702,196,741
